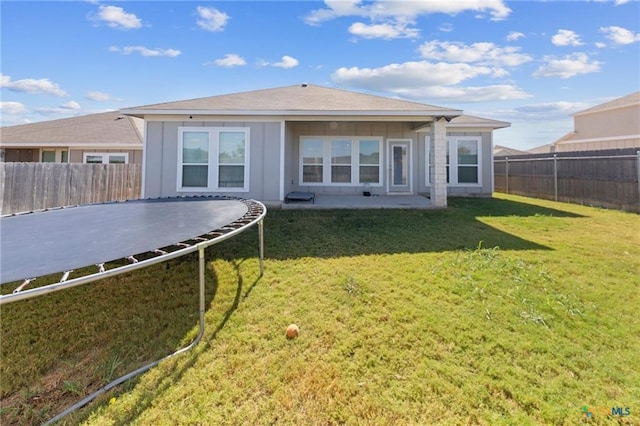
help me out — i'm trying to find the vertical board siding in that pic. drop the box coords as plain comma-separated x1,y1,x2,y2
494,149,639,213
1,163,142,215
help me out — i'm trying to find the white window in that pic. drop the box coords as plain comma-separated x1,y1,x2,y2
178,127,250,192
300,137,382,186
83,153,128,164
425,136,481,186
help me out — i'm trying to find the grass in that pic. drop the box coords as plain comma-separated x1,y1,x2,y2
1,194,639,425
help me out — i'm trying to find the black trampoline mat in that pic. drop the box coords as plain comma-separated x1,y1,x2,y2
0,198,248,284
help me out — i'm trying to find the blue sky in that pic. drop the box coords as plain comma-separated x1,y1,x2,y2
1,0,639,150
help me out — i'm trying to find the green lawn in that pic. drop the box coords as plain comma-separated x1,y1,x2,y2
1,194,639,425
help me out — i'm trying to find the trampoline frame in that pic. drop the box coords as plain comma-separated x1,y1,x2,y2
0,196,266,424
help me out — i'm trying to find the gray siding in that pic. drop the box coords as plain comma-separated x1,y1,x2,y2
286,123,493,197
143,121,282,202
143,119,494,202
445,131,493,197
286,121,420,196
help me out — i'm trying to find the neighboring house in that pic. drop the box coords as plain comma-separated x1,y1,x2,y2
121,84,509,207
0,111,144,164
530,91,640,153
494,144,527,157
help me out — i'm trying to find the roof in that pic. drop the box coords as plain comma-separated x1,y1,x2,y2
494,145,527,157
527,143,555,154
0,111,143,148
121,84,463,118
573,91,640,117
448,114,510,129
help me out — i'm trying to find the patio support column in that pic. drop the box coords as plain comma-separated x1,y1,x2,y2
431,117,448,207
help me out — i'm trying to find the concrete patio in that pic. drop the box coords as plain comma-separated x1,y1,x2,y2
280,194,435,209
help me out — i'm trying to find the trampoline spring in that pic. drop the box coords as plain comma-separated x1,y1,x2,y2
176,242,191,248
194,237,208,242
153,249,168,255
60,271,73,283
13,278,36,294
97,264,106,273
126,256,139,264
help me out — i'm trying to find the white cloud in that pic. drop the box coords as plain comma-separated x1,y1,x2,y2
272,56,299,69
85,91,112,101
418,41,533,67
1,74,67,96
506,31,524,41
91,5,142,30
60,101,81,110
109,46,181,57
600,26,640,45
256,56,300,69
615,0,630,5
197,6,229,32
439,23,454,33
396,85,531,102
211,54,246,67
1,101,27,115
533,53,602,79
304,0,511,24
34,101,82,116
512,101,590,120
551,29,583,46
333,61,493,88
348,22,419,39
331,59,531,102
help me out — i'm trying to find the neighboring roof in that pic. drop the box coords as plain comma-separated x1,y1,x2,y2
0,111,143,148
550,131,578,145
121,84,463,118
494,145,527,157
573,91,640,116
448,114,510,129
527,143,555,154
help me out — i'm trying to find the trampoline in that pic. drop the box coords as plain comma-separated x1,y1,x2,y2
0,196,266,423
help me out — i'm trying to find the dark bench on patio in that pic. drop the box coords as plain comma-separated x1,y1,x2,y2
285,191,315,204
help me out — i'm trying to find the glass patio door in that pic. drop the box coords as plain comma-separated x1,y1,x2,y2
388,140,411,193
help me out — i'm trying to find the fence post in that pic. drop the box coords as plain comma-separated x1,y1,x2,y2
636,151,640,205
505,157,509,194
553,154,558,202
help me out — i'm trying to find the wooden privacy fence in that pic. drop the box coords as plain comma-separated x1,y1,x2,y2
1,163,142,215
494,148,640,213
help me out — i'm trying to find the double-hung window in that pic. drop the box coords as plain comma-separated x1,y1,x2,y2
300,137,382,186
456,139,479,183
425,136,481,185
178,127,249,191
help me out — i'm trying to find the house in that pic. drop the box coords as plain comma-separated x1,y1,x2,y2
121,84,509,207
0,111,143,164
530,91,640,153
494,144,527,157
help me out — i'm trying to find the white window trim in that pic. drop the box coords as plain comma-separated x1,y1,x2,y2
83,152,129,164
177,126,250,192
425,136,482,187
299,136,384,186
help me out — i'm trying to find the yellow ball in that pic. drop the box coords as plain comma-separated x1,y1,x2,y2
286,324,299,339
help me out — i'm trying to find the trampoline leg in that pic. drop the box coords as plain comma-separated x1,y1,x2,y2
198,246,206,337
258,219,264,276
